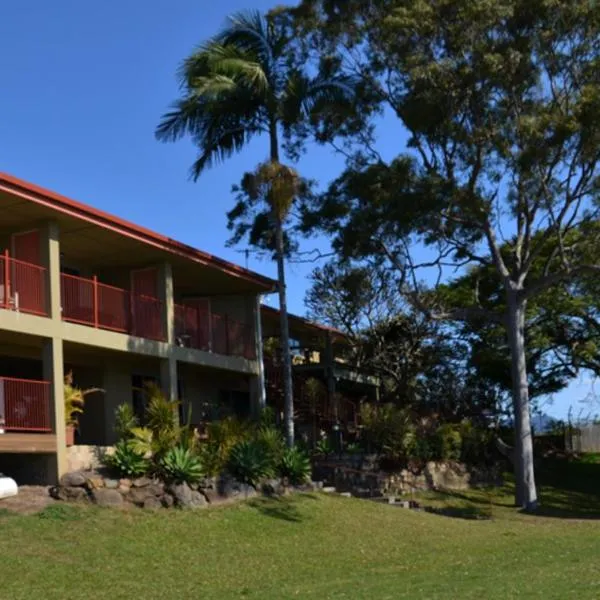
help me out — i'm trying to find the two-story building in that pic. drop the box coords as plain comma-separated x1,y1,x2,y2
0,173,275,484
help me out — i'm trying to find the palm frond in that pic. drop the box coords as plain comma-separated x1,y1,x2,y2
218,10,273,68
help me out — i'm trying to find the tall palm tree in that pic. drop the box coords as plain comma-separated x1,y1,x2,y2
156,10,354,446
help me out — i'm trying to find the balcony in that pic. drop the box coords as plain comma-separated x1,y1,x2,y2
174,303,256,360
61,273,165,341
0,251,47,316
0,377,52,433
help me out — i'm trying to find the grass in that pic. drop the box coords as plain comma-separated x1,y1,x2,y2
0,459,599,599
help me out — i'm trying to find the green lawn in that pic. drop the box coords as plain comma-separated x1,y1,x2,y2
1,460,600,600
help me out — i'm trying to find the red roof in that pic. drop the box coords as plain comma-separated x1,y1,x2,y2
0,172,276,289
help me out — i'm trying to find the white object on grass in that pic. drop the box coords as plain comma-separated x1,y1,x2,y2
0,476,18,499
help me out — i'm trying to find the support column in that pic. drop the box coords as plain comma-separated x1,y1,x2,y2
43,338,65,482
40,221,62,321
160,357,178,403
158,261,175,345
250,295,266,418
41,221,66,482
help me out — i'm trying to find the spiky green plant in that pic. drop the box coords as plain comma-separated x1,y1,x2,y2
103,441,150,478
228,440,273,487
160,446,204,485
278,446,311,485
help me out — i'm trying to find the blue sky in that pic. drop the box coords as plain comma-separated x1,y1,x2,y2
0,1,594,419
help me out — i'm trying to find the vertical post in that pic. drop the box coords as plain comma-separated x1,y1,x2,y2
92,275,99,328
157,262,174,345
325,332,337,422
254,295,266,411
224,314,230,356
43,338,66,482
3,249,10,309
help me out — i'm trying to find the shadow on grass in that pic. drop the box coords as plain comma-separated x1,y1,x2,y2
420,458,600,520
424,504,492,520
248,494,318,523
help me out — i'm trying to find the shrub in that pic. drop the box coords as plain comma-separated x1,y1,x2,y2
114,403,138,440
360,403,415,460
160,446,204,485
201,417,251,476
103,441,150,477
435,424,462,461
315,436,334,457
255,426,286,465
228,440,273,487
278,446,312,485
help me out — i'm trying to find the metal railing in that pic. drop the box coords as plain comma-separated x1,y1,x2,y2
61,273,166,341
0,377,52,432
0,250,48,316
174,303,256,360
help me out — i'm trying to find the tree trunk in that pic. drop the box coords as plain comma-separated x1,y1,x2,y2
269,120,294,446
506,292,538,511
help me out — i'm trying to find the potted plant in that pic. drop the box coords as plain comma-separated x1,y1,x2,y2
64,372,102,447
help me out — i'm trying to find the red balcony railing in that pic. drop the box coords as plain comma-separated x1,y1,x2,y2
0,377,52,433
0,250,47,316
174,303,256,360
61,273,165,341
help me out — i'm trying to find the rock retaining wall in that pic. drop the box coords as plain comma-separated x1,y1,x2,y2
313,455,502,498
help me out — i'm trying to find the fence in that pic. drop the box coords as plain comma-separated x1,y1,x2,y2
0,251,47,316
568,424,600,453
0,377,52,432
61,273,165,341
174,303,256,360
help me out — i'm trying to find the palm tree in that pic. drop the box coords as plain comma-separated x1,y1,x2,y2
156,10,354,446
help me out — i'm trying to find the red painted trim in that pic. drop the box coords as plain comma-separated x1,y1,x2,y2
0,173,277,290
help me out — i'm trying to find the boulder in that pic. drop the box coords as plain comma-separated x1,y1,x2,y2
50,485,89,502
261,479,284,497
189,490,208,509
85,476,104,490
92,488,124,508
160,494,175,508
60,472,87,487
104,478,119,490
119,478,132,489
168,482,193,508
131,477,152,488
143,496,162,510
128,488,153,506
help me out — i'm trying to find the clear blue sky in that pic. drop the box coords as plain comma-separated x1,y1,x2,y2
0,1,592,419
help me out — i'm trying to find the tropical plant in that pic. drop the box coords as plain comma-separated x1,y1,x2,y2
160,446,204,485
125,384,181,459
278,446,311,485
64,371,102,427
103,441,150,478
200,417,251,477
228,440,273,487
156,9,354,447
255,425,286,465
314,436,333,457
114,403,138,440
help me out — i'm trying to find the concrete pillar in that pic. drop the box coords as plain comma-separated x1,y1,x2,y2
43,338,66,482
160,357,178,403
102,366,132,445
158,261,175,345
40,221,62,321
250,295,266,417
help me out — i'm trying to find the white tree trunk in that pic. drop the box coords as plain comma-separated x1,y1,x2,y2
506,293,538,510
275,220,295,447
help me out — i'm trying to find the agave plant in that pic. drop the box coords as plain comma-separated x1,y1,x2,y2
103,441,150,478
228,440,273,488
278,446,312,485
160,446,204,485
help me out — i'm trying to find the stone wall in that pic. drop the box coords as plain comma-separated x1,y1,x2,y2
66,445,114,473
313,454,502,498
